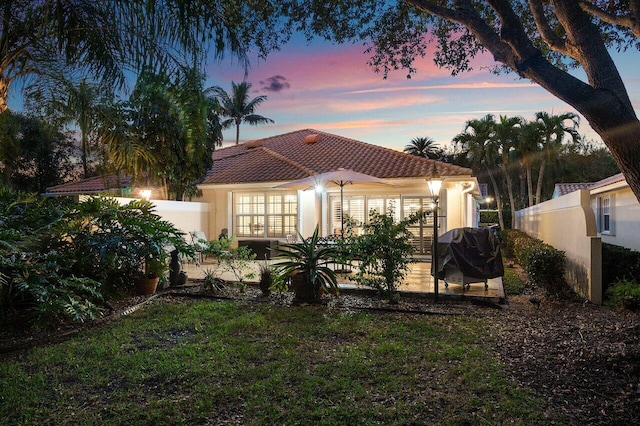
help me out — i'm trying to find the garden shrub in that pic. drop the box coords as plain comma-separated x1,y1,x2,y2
0,189,192,326
349,208,426,303
602,243,640,296
606,279,640,312
498,229,529,259
525,245,568,296
499,228,570,297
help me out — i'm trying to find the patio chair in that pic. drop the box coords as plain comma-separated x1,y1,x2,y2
286,234,298,244
189,231,209,267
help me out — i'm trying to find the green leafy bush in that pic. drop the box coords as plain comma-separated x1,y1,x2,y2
525,246,567,296
606,279,640,312
349,208,425,303
499,229,569,297
0,189,193,325
57,197,193,290
602,243,640,295
498,229,529,259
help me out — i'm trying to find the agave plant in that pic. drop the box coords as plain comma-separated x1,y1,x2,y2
273,226,339,303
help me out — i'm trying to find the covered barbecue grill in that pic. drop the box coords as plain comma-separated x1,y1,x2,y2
432,227,504,291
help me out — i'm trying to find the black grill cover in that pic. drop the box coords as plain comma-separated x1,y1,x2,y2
432,227,504,279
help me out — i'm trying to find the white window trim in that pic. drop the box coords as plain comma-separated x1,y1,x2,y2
233,191,298,238
598,194,615,236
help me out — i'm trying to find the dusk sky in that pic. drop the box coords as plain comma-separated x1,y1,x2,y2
206,38,640,152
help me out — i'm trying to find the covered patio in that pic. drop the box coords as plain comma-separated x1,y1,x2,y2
180,258,505,304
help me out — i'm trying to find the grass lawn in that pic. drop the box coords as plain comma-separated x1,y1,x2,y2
1,298,554,425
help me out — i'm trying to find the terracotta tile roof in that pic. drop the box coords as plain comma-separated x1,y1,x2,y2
46,175,133,194
203,129,472,185
553,182,594,197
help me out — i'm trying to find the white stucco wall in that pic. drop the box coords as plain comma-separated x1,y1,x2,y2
515,190,602,304
591,185,640,252
114,197,209,236
195,177,479,243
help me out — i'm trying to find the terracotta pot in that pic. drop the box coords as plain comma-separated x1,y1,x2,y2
135,277,159,295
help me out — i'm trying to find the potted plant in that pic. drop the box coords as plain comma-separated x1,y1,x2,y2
273,226,339,304
135,257,167,295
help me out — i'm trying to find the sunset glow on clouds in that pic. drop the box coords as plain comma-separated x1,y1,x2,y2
211,39,639,151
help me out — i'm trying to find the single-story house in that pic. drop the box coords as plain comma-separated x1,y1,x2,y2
552,182,593,199
589,173,640,252
515,171,640,303
195,129,481,256
549,173,640,252
46,175,135,198
45,129,482,256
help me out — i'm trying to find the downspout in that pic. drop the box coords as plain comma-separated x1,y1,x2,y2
461,182,476,227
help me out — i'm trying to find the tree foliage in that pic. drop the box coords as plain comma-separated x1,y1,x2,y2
201,0,640,202
96,67,221,200
454,110,618,227
0,111,76,192
0,0,252,113
404,136,442,159
208,81,274,145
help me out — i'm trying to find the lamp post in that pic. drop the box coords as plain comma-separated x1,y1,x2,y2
427,178,443,302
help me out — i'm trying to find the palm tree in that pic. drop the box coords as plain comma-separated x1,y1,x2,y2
55,79,111,178
492,115,524,227
207,81,274,144
96,67,222,201
453,114,505,230
404,136,442,159
516,121,543,207
534,112,581,204
0,1,249,114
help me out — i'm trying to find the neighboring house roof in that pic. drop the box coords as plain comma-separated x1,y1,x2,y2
202,129,473,185
552,182,594,198
46,175,133,195
589,172,626,192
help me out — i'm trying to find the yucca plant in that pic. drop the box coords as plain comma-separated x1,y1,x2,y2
272,226,339,303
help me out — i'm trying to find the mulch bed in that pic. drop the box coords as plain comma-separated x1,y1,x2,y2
1,281,639,425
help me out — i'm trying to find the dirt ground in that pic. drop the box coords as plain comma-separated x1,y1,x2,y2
2,284,639,425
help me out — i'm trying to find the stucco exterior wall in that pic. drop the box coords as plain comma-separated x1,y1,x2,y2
114,197,209,237
194,179,480,247
591,186,640,252
515,190,602,304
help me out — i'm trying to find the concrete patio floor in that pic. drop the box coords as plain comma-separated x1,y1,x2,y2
181,258,506,304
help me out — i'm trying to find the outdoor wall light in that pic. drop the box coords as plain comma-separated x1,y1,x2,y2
427,177,443,302
314,184,324,194
427,178,443,201
140,189,152,200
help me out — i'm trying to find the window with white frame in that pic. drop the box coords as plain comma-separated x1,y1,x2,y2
234,192,297,238
598,195,614,235
328,195,401,235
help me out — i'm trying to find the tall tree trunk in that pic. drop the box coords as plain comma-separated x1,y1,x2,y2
235,123,240,145
81,134,89,178
535,159,547,204
591,119,640,202
501,162,517,228
0,75,9,114
486,166,505,230
526,165,534,207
